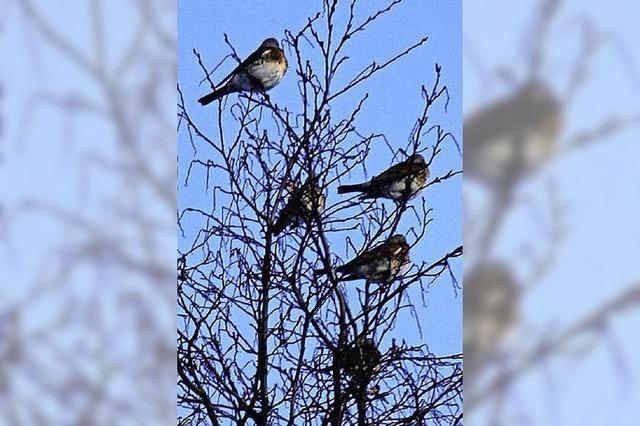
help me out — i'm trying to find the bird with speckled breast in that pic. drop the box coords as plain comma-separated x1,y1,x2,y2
337,154,429,201
315,234,411,283
272,177,325,236
198,38,288,105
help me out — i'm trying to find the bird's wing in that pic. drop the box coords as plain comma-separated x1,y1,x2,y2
341,241,388,269
370,159,414,186
217,45,272,86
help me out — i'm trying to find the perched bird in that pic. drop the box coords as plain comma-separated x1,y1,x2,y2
339,337,384,399
272,177,325,236
198,38,288,105
337,337,383,379
315,234,410,283
337,154,429,201
464,79,562,188
320,336,383,378
464,261,519,381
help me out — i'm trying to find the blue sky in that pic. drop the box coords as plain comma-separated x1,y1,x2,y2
178,0,462,357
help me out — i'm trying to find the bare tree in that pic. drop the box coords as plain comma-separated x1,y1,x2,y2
177,1,462,425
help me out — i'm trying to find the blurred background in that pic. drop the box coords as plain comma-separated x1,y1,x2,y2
464,0,640,425
2,0,639,424
0,1,175,425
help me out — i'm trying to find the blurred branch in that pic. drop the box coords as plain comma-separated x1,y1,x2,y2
468,284,640,409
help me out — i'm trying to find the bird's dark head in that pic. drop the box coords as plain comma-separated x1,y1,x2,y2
388,234,407,245
408,153,426,164
261,38,280,49
356,337,375,348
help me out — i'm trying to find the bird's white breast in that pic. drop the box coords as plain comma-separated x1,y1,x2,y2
388,177,423,200
247,61,286,90
387,180,406,193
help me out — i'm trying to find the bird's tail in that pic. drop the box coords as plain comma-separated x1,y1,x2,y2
314,267,358,282
198,84,237,105
314,267,342,278
313,268,327,277
334,264,350,274
335,274,359,282
316,259,358,276
337,183,368,194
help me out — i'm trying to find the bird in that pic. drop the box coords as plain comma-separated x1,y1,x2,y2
464,79,562,188
319,336,383,377
315,234,410,283
198,38,288,105
337,337,384,399
337,337,383,378
337,154,429,201
272,177,325,236
464,261,519,381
